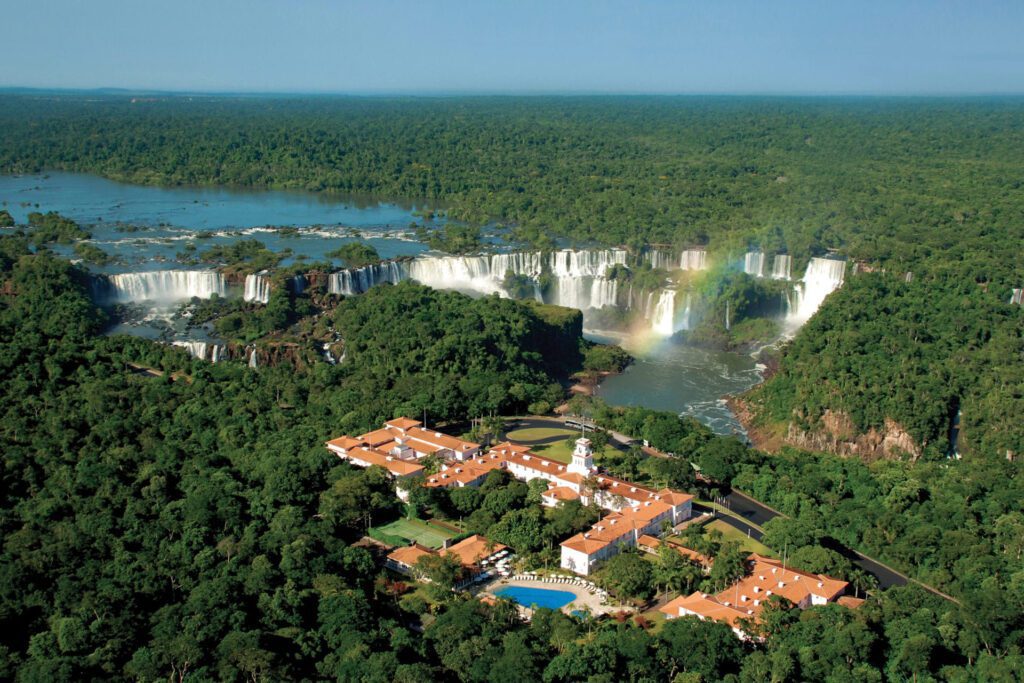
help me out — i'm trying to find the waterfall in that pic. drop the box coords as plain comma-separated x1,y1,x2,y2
771,255,792,280
787,257,846,326
324,248,696,330
172,340,226,362
743,252,766,278
492,251,544,278
1011,288,1023,305
248,347,258,368
649,290,677,336
547,249,627,277
590,278,618,309
644,249,677,270
291,274,306,294
549,276,618,310
680,249,708,271
404,255,502,294
322,342,337,365
96,270,226,304
551,277,584,309
329,249,625,301
679,293,693,331
244,272,272,304
328,262,406,295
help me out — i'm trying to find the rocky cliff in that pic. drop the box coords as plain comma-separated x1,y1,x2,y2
732,398,922,461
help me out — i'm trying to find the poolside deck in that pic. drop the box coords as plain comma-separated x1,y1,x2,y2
481,577,629,618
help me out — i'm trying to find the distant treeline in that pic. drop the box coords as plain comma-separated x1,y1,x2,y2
1,94,1022,279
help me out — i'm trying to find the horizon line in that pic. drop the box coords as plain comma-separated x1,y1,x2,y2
3,85,1024,100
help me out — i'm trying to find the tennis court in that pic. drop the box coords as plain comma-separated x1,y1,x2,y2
373,518,456,549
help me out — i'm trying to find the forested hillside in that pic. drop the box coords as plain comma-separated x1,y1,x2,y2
748,271,1024,459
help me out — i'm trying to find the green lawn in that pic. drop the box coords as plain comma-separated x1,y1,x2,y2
639,607,669,634
373,517,456,549
505,426,578,442
704,519,775,556
532,439,621,464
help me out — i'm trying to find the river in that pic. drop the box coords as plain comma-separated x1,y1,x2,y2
0,172,434,271
3,172,768,435
585,332,763,438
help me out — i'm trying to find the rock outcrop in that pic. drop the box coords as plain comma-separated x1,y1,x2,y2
784,410,921,461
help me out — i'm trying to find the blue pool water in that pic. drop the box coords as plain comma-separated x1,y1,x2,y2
494,586,576,610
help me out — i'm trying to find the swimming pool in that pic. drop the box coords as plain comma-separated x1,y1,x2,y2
494,586,577,610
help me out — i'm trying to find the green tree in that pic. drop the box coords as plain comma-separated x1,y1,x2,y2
601,551,654,600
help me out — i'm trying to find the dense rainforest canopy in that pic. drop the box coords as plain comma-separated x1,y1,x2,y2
1,95,1023,679
1,238,1022,680
1,94,1022,279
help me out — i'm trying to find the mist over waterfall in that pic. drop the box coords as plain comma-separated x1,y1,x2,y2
743,252,766,278
680,249,708,271
772,254,793,280
243,272,271,304
648,290,677,336
679,293,694,331
787,257,846,327
172,341,226,362
404,255,504,294
550,276,619,310
94,270,227,304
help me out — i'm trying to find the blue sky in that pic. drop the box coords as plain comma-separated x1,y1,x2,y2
3,0,1023,95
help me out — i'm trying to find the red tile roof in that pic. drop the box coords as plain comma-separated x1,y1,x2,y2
386,417,423,430
387,544,433,567
342,446,425,477
542,486,581,502
660,592,754,630
440,535,507,567
728,554,849,607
